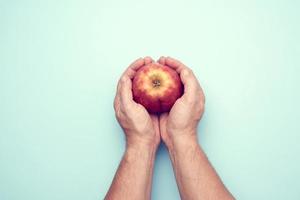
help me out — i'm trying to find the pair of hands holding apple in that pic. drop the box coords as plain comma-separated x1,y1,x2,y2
114,56,205,151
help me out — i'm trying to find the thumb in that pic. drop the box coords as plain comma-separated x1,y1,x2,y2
159,113,168,135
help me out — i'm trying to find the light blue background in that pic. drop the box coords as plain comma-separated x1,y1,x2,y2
1,0,299,199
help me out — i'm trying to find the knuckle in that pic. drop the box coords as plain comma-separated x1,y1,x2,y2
119,88,127,101
186,68,193,76
113,101,118,111
198,99,205,110
196,85,205,101
120,76,127,84
196,90,202,98
185,91,203,105
185,95,195,104
197,93,205,106
182,68,192,76
113,101,117,111
115,108,122,119
116,82,121,92
113,97,119,110
120,104,130,115
201,91,206,104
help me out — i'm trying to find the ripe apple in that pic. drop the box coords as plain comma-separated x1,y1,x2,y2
132,63,183,114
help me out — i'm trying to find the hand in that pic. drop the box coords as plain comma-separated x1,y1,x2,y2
158,56,205,148
114,57,160,150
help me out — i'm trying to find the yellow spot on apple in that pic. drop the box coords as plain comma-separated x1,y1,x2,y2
138,68,174,97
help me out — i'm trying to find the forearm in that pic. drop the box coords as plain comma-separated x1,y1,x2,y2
105,143,157,200
168,134,234,200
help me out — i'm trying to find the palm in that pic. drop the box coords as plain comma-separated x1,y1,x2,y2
156,56,205,147
134,103,160,146
159,98,187,145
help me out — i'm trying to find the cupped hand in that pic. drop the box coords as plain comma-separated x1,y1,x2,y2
114,57,160,150
158,56,205,148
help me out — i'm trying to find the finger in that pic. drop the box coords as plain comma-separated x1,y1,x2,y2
115,78,121,107
161,57,203,100
113,82,122,119
164,57,199,95
159,113,168,123
159,113,168,134
150,114,159,134
164,56,186,73
113,94,120,111
116,57,147,103
114,80,121,111
119,75,135,107
122,57,147,79
129,57,145,70
180,68,199,96
116,76,122,96
150,114,159,122
144,56,154,65
119,58,142,90
157,56,166,65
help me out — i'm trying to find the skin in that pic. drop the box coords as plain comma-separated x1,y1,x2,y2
158,56,235,200
105,56,234,200
105,57,160,200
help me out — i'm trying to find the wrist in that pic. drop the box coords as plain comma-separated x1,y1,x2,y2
166,131,199,152
125,129,160,150
125,141,157,163
126,137,159,154
167,135,200,166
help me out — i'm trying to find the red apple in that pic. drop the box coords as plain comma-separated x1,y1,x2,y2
132,63,183,114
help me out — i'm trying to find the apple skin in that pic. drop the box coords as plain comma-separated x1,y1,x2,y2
132,63,183,114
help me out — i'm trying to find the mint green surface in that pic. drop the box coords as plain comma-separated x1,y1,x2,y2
1,1,300,199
